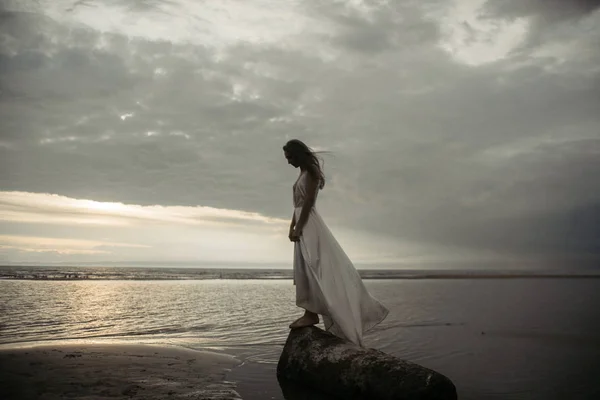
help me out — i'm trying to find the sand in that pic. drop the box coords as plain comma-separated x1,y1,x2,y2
0,343,242,400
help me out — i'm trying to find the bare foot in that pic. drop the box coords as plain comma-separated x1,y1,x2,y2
289,314,319,329
289,316,303,328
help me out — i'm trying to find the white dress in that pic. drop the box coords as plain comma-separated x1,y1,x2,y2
292,170,389,347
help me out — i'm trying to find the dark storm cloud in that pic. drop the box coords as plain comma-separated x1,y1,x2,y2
484,0,600,22
314,0,441,54
483,0,600,51
0,11,318,216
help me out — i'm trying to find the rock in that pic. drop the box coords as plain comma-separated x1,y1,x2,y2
277,326,457,400
277,376,336,400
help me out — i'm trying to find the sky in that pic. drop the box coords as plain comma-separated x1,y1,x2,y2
1,0,599,269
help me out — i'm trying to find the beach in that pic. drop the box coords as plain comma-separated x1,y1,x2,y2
0,344,240,400
2,267,600,399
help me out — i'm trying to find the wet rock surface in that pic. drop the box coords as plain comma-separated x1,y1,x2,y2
277,326,457,400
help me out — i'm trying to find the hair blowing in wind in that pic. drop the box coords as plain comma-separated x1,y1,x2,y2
283,139,327,190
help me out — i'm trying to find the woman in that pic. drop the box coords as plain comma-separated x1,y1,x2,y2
283,139,389,347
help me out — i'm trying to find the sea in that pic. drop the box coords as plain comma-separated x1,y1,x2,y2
1,265,600,400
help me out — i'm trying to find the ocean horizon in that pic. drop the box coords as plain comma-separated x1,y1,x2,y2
2,264,600,281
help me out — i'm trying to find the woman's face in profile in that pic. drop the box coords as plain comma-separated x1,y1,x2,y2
284,150,299,168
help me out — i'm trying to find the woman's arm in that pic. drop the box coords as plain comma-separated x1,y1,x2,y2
288,213,297,242
293,169,318,236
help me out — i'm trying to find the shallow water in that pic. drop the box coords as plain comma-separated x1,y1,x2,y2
2,276,600,399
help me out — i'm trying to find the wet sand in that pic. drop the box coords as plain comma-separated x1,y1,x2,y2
0,344,242,400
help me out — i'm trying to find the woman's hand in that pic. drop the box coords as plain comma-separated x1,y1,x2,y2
289,226,302,242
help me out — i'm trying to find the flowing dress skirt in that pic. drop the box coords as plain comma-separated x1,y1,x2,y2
293,206,389,347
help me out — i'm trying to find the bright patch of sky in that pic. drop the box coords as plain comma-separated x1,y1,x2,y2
434,0,530,65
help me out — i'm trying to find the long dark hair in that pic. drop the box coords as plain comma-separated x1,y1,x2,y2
283,139,327,189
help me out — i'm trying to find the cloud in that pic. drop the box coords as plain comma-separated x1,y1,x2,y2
0,190,293,264
0,191,287,228
481,0,600,56
0,191,438,266
1,1,599,268
311,0,441,55
0,234,148,255
483,0,600,23
434,0,530,65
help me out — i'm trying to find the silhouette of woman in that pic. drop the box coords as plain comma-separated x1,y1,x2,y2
283,139,389,347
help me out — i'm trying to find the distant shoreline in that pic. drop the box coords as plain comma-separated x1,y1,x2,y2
2,265,599,281
2,274,600,281
368,274,600,279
